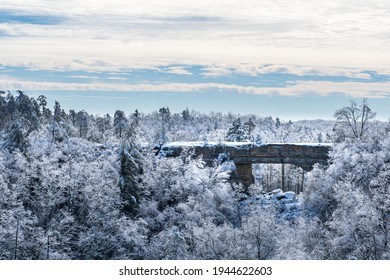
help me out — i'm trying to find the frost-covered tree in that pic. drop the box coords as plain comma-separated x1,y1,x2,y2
132,110,140,126
240,207,278,259
1,91,389,260
243,118,256,142
275,117,281,129
182,108,191,121
53,101,62,123
226,118,246,142
2,122,29,152
333,99,376,142
37,95,47,111
15,92,40,132
158,107,170,144
118,125,143,217
302,165,336,222
69,109,76,126
114,110,128,138
301,139,390,259
75,110,89,138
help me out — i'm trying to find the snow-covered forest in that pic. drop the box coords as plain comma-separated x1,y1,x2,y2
0,91,389,260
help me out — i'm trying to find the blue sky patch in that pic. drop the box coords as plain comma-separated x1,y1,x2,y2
0,10,64,25
2,63,390,120
3,65,385,88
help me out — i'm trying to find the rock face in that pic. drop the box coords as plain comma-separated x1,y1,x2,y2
231,164,255,186
159,143,331,186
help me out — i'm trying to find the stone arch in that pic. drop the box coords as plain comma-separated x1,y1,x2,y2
159,142,331,187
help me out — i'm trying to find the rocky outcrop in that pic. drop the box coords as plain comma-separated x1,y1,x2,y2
159,143,331,186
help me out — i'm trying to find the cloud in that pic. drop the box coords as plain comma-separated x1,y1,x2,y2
281,81,390,98
106,77,128,81
162,66,193,75
239,65,372,80
201,64,373,79
201,66,232,77
2,76,390,98
0,0,390,73
66,75,99,79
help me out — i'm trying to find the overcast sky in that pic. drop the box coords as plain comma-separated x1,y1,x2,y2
1,0,390,120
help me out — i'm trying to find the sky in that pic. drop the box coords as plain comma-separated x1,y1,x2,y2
1,0,390,120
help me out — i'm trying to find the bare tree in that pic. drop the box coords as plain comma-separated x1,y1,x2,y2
333,99,376,142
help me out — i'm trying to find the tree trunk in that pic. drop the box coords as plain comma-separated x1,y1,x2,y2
14,218,19,260
46,234,50,260
281,163,285,192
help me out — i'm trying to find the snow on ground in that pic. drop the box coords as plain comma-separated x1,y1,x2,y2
240,188,301,219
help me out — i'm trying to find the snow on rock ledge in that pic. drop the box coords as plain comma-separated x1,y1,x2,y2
159,142,332,171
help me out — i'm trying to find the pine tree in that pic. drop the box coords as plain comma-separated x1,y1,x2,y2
132,110,140,126
226,118,246,142
114,110,128,138
159,107,170,144
118,125,143,217
243,118,256,141
182,108,191,121
69,109,76,126
3,122,29,152
275,117,281,129
37,95,47,112
75,110,89,138
53,101,62,123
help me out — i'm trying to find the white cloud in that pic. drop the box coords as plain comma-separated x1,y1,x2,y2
2,37,390,76
1,0,390,73
201,64,373,79
66,75,99,79
106,77,128,81
163,66,193,75
1,76,390,98
280,81,390,98
201,66,232,77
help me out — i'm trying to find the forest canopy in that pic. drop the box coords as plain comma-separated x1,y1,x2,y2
0,91,389,260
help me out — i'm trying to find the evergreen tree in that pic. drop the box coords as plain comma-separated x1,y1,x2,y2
37,95,47,112
69,109,77,126
118,125,143,217
53,101,62,123
226,118,246,142
275,117,281,129
2,122,29,152
182,108,191,121
132,110,140,126
0,90,5,104
243,118,256,141
75,110,89,138
114,110,128,138
159,107,170,144
104,114,112,132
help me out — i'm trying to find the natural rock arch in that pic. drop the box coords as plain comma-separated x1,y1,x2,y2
158,142,331,187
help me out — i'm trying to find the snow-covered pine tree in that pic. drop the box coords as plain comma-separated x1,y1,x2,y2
3,122,29,152
53,101,62,123
75,110,89,138
275,117,281,129
243,118,256,142
226,118,246,142
114,110,129,138
118,123,143,217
